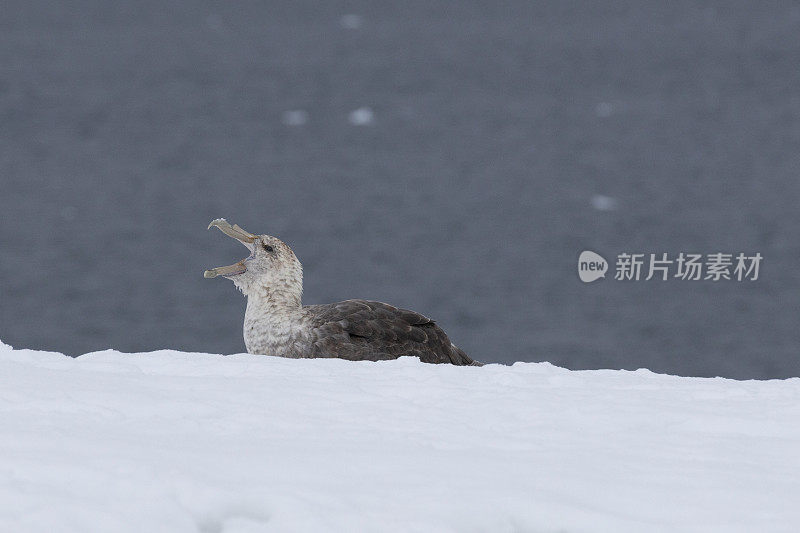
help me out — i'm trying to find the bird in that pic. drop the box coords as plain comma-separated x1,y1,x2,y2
204,219,480,366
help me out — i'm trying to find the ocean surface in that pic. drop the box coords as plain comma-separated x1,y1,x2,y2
2,1,799,378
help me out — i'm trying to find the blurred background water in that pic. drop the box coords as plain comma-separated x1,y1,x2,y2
2,1,799,378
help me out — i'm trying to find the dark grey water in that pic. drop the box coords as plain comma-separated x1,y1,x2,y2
2,1,799,378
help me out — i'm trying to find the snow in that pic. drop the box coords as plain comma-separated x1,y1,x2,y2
1,341,799,532
339,14,363,30
348,107,374,126
281,110,309,127
595,102,614,117
590,194,618,211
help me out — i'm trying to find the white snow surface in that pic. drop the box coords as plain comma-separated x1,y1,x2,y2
1,341,799,533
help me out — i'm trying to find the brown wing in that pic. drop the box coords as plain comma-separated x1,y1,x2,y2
304,300,477,365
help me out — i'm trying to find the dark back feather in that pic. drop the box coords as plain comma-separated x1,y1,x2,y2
304,300,478,365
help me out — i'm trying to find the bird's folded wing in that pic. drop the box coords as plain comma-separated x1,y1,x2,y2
305,299,462,364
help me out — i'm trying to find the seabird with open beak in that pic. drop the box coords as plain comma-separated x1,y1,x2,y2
205,219,480,366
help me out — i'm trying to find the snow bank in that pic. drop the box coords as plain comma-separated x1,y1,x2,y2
1,341,799,532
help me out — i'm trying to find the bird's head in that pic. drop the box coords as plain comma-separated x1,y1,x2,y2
204,219,302,300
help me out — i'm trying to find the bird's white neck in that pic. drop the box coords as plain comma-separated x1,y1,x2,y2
246,283,302,310
242,284,306,356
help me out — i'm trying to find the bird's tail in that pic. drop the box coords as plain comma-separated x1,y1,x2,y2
452,345,483,366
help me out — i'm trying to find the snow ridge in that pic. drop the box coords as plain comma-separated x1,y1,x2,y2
1,342,799,532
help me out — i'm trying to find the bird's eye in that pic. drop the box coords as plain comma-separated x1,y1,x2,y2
262,243,274,253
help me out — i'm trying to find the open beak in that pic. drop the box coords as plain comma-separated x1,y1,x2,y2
204,218,257,279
